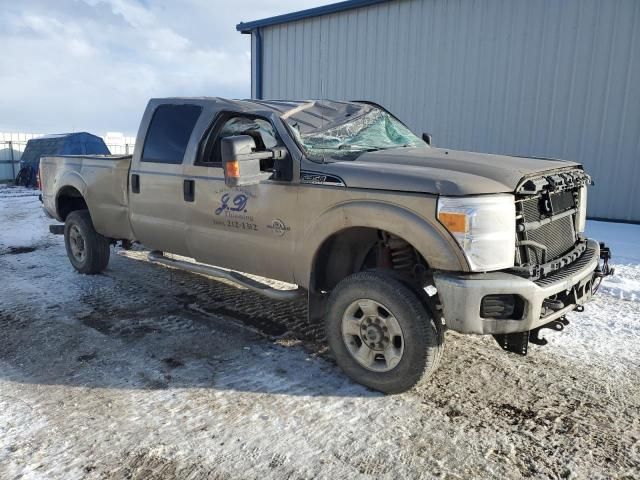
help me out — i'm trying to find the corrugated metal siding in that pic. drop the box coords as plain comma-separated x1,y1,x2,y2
257,0,640,221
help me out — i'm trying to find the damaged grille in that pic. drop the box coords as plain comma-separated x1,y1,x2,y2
515,171,584,272
525,215,576,260
519,193,577,263
520,191,575,223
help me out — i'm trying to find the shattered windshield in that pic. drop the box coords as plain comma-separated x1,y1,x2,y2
283,102,426,160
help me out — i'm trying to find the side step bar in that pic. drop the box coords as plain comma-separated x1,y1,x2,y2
147,251,304,301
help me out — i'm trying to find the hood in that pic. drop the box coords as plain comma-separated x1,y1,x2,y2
320,147,581,195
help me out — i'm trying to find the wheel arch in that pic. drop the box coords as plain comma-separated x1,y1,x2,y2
55,173,90,221
298,200,467,292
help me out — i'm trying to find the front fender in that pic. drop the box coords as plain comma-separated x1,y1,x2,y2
295,198,468,287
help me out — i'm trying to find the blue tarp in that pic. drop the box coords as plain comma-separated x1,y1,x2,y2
20,132,110,171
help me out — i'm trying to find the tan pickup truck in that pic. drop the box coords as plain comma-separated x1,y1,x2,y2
40,98,612,393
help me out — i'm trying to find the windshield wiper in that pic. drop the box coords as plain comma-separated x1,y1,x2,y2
336,145,392,152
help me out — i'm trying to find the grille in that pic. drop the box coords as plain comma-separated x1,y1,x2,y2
520,190,575,223
551,190,575,214
521,197,543,223
518,191,577,265
525,215,576,260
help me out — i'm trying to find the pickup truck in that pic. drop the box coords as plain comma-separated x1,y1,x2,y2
40,98,612,393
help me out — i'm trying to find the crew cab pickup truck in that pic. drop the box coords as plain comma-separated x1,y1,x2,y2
40,98,612,393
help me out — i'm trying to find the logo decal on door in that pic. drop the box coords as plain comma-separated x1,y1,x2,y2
215,193,248,215
215,192,257,231
267,219,291,236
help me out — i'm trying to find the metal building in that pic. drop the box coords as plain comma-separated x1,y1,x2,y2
237,0,640,222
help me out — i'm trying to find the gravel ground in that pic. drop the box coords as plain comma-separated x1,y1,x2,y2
0,185,639,480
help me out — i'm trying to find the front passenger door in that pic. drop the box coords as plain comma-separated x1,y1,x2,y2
183,114,299,283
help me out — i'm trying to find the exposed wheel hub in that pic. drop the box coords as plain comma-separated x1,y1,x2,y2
341,298,404,372
360,318,389,350
69,225,86,262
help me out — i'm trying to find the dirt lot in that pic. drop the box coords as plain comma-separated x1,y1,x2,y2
1,185,639,479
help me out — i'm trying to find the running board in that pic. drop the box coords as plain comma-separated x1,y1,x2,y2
147,251,304,301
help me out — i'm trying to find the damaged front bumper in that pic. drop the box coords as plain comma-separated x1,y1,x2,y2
433,239,605,335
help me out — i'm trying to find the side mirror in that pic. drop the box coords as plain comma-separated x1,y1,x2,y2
271,146,293,181
422,132,433,146
221,135,273,187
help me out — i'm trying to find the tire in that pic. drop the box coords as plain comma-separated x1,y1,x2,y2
325,271,444,394
64,210,110,274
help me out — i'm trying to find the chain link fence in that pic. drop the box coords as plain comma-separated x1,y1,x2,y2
0,139,28,182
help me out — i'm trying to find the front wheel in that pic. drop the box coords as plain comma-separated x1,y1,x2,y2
64,210,110,274
325,271,444,394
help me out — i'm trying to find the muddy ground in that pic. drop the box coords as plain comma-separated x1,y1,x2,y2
0,186,639,479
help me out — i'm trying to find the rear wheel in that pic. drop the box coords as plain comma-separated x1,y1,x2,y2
325,271,444,394
64,210,110,274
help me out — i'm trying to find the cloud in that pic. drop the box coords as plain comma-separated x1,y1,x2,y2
7,12,98,58
0,0,327,135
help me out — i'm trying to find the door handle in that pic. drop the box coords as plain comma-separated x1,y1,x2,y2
183,179,195,202
131,174,140,193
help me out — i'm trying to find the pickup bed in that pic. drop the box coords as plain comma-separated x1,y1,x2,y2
40,97,612,393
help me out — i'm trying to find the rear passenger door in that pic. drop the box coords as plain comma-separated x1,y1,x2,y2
129,103,202,256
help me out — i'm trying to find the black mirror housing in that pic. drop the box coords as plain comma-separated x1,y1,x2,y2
271,146,292,181
422,132,433,146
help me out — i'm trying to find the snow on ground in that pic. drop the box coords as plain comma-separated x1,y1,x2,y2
586,220,640,264
587,220,640,304
0,185,639,479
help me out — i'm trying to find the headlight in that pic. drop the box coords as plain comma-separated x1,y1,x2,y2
575,185,587,233
437,194,516,272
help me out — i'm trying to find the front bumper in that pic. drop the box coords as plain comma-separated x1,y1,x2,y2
433,239,601,334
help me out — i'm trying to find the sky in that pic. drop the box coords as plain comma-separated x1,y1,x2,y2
0,0,328,136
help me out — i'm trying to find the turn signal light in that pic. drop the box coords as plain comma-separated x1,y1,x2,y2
438,212,468,233
225,160,240,178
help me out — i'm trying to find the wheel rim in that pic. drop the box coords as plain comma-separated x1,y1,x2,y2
341,298,405,372
69,225,86,263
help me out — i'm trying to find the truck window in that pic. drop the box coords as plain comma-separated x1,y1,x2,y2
199,115,278,165
283,101,424,161
141,104,202,164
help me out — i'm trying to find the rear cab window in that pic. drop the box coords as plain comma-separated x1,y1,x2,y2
142,104,202,164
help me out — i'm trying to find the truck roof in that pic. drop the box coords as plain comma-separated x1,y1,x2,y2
150,97,376,134
152,96,358,110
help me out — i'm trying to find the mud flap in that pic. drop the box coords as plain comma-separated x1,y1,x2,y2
49,224,64,235
493,317,571,355
493,332,530,355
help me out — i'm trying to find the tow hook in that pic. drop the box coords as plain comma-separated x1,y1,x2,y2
596,242,614,277
529,317,570,346
542,298,564,311
593,242,614,294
